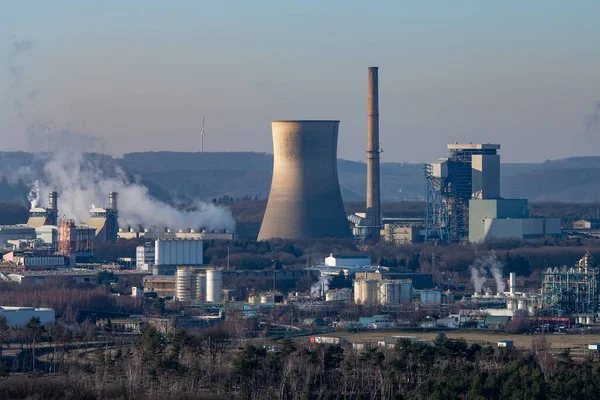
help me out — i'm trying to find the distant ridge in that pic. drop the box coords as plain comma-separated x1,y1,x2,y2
0,151,598,203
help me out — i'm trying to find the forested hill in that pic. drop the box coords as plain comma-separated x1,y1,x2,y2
0,151,599,203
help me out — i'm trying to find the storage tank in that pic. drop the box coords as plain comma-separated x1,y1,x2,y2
196,273,206,301
517,297,527,310
353,280,363,304
176,267,194,302
380,281,401,305
507,299,516,310
361,280,379,305
248,295,259,304
206,269,222,302
399,280,412,304
420,290,441,304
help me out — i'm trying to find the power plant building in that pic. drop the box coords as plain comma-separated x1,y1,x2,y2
468,199,561,242
87,192,119,243
258,120,351,240
27,191,59,228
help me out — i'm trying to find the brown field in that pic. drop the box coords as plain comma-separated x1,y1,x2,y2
304,329,600,351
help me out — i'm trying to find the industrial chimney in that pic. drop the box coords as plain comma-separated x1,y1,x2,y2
366,66,381,240
109,192,118,210
258,120,351,240
48,191,58,210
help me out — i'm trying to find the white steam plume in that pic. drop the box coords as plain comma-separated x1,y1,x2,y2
31,150,236,231
27,180,40,209
470,251,505,294
310,275,332,298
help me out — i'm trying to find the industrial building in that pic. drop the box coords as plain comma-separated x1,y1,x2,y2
0,225,36,247
152,238,204,275
425,143,562,243
26,191,59,228
354,271,433,290
0,306,55,327
2,250,68,270
258,120,351,240
136,242,155,271
468,199,561,242
325,253,371,268
541,251,599,320
118,228,234,241
348,214,424,243
425,144,500,242
87,192,119,243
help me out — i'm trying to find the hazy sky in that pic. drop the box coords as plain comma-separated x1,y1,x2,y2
2,1,600,163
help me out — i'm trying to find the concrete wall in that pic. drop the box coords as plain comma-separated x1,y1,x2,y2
258,120,351,240
482,217,562,241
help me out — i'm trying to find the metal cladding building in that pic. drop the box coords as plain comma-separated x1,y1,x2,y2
27,191,59,228
258,120,351,240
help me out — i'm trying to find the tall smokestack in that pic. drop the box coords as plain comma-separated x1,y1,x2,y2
48,191,58,210
367,66,381,240
109,192,118,210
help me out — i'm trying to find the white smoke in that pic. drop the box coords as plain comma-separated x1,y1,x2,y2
29,150,236,231
470,251,505,294
27,180,40,209
310,275,332,298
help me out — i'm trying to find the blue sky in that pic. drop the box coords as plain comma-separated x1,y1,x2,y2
2,1,600,162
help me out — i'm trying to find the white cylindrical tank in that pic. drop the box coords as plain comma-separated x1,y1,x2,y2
176,267,194,302
206,269,222,302
509,272,516,295
362,280,378,305
196,273,206,301
507,299,516,310
354,280,363,304
517,298,527,310
587,317,593,325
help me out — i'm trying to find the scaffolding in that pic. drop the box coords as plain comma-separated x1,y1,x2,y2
541,252,599,318
424,163,449,242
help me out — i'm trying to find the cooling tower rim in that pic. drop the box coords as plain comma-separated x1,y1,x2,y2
272,119,339,122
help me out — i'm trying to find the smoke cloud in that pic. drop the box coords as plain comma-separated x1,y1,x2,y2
310,275,332,298
24,150,236,232
470,251,505,293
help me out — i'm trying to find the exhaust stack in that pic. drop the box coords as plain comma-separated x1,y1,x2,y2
366,66,381,240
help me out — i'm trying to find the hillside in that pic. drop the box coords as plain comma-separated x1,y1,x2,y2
0,151,599,204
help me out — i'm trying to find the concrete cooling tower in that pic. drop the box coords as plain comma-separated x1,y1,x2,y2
258,120,351,240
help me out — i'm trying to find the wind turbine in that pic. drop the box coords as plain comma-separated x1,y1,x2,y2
200,117,206,152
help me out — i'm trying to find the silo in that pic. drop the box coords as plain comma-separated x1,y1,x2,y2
354,280,363,304
362,280,379,305
206,269,222,302
379,281,401,305
176,267,194,302
399,280,412,303
196,272,206,301
258,120,351,240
